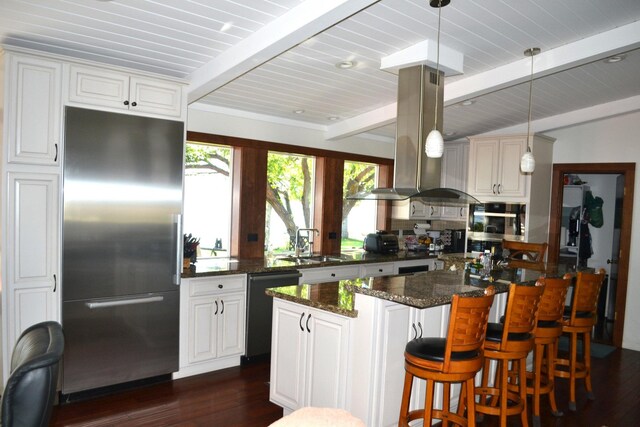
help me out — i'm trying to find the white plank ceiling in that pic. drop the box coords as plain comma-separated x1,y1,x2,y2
1,0,640,142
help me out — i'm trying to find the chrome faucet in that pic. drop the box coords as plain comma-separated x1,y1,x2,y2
295,228,320,257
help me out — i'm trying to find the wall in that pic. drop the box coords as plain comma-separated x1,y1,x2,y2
188,105,394,159
547,110,640,350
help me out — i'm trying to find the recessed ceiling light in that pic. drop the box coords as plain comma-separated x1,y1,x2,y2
293,109,305,114
444,131,457,137
220,22,233,32
603,54,626,64
335,60,356,69
328,116,339,121
461,100,475,106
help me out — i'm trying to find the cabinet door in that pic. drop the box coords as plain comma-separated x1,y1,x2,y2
468,139,500,197
130,76,182,117
69,65,130,110
374,302,413,427
188,296,218,363
410,200,428,219
217,293,245,358
6,55,61,165
496,138,527,198
270,300,307,410
5,172,59,349
304,308,350,409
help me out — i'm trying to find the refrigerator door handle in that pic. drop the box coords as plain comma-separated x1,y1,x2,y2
86,295,164,309
174,214,183,286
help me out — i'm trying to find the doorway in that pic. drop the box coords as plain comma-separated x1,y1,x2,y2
548,163,634,347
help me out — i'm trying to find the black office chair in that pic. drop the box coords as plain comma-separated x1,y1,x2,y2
1,321,64,427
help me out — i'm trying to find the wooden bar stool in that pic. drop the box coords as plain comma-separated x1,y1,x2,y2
502,239,548,271
554,268,606,411
475,281,545,427
526,274,572,427
398,286,495,427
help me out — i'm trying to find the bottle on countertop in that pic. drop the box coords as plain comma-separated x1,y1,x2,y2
482,249,492,276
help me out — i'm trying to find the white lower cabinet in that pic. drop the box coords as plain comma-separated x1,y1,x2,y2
176,274,246,378
349,294,450,427
270,299,350,413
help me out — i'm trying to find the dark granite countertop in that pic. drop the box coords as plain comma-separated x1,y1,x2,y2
181,250,440,278
265,270,511,318
265,262,584,318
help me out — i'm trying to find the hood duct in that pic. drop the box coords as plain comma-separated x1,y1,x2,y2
349,64,479,205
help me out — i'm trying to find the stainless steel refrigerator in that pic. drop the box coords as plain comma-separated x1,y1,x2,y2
62,107,184,394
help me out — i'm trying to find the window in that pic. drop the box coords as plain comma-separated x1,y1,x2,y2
183,142,232,259
342,160,378,250
265,152,315,255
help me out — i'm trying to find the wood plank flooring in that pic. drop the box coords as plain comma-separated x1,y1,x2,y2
51,347,640,426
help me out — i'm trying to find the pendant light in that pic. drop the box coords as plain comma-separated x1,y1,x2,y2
520,47,540,173
425,0,450,158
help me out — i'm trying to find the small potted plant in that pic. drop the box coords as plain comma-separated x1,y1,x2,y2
183,233,200,268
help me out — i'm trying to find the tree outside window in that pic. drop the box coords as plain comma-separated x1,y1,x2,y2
184,142,232,258
265,152,315,254
342,161,377,250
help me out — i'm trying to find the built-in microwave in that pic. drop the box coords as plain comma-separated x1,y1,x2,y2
467,203,526,257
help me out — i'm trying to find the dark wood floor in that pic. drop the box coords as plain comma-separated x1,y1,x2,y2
52,347,640,427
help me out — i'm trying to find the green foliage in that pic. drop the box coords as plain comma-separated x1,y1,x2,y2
343,161,375,196
267,152,308,200
185,143,230,175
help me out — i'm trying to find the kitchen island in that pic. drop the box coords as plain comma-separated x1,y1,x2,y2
266,266,574,426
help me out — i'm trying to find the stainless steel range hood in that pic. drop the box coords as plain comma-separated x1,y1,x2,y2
349,64,478,205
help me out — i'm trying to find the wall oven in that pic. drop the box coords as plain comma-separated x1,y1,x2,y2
467,203,526,257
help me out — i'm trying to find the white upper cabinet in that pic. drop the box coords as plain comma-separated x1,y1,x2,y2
467,136,527,201
440,142,469,220
5,54,62,166
68,64,183,118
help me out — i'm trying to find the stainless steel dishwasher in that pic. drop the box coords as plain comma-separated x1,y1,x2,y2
243,270,302,362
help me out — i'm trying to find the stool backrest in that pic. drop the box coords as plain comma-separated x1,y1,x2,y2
502,240,548,271
537,274,572,322
567,268,606,324
443,286,495,372
500,282,545,349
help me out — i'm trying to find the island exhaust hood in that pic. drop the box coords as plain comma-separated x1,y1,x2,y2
349,64,478,205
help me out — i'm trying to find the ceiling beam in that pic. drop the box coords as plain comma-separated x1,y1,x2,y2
326,20,640,140
187,0,380,104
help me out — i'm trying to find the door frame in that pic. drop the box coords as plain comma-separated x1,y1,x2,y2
548,163,634,347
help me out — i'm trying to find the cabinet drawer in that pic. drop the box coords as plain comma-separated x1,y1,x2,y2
189,275,246,297
300,266,360,284
360,263,395,278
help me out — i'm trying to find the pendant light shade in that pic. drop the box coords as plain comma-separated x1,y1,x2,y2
425,129,444,157
520,146,536,173
520,47,540,173
425,0,448,158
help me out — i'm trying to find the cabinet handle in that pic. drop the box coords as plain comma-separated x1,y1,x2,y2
214,300,218,315
430,206,434,215
411,204,415,215
123,100,129,106
306,313,311,333
412,323,417,340
53,274,57,292
220,299,224,314
218,284,223,289
497,184,502,194
131,101,137,107
460,207,464,217
331,273,336,277
54,143,58,162
418,322,423,338
492,184,497,194
299,312,305,331
378,268,383,272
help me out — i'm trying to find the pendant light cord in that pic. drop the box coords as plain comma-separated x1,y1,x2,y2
526,49,534,152
433,0,442,131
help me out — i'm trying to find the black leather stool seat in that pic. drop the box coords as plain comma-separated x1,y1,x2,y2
537,319,561,328
485,322,532,343
405,337,479,362
563,307,592,319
